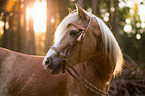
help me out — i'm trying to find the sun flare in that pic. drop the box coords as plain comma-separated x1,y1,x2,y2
32,0,47,34
26,0,47,34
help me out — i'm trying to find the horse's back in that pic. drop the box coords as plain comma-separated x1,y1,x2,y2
0,48,67,96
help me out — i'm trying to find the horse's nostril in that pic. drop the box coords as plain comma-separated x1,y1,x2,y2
45,57,51,65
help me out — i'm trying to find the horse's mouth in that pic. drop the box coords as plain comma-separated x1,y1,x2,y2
44,64,63,74
43,57,64,74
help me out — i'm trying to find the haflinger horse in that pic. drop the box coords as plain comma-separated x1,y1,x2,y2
0,47,69,96
43,4,124,96
0,4,123,96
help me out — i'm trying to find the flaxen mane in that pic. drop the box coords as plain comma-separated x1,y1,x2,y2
54,11,123,76
91,15,124,75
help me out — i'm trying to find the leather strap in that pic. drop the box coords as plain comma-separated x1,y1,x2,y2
68,23,85,31
69,18,92,62
51,18,92,71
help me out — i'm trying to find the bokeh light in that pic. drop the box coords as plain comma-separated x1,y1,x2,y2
125,18,130,24
50,17,55,23
26,7,31,20
0,21,4,36
104,17,109,22
5,22,9,29
110,7,115,12
136,22,140,28
124,25,132,33
136,33,141,40
141,22,145,28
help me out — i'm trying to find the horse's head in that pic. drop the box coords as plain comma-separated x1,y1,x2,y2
43,4,101,74
43,4,123,75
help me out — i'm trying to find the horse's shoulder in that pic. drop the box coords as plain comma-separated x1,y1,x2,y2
0,47,13,62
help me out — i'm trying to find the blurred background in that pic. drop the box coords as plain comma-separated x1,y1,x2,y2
0,0,145,95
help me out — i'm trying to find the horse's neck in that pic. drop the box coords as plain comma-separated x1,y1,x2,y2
88,54,115,80
71,55,114,94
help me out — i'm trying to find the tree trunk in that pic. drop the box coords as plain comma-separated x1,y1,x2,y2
45,0,54,52
92,0,100,16
21,0,27,53
28,17,35,55
7,15,12,49
112,0,118,38
107,0,112,29
96,0,100,16
17,2,21,52
77,0,83,8
57,0,68,21
92,0,97,15
2,13,7,48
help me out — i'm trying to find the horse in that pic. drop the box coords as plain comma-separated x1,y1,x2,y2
43,4,124,96
0,47,70,96
0,4,124,96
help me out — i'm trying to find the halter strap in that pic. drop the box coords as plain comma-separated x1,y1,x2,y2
68,23,85,31
69,18,91,32
51,18,92,60
69,18,92,62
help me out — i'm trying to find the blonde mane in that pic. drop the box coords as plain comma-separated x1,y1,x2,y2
54,12,124,76
90,15,124,76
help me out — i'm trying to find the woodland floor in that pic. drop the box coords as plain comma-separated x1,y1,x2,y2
109,54,145,96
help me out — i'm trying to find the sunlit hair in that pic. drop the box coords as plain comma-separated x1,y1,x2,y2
90,15,124,76
54,13,79,44
54,11,124,76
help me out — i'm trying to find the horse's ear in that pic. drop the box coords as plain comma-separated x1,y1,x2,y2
75,3,89,21
68,8,75,14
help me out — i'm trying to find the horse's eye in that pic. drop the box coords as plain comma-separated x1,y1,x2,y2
69,30,79,38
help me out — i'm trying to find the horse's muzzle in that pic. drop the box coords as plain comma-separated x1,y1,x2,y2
44,55,63,74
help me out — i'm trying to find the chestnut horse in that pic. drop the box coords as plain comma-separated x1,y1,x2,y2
43,4,124,96
0,48,68,96
0,4,123,96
